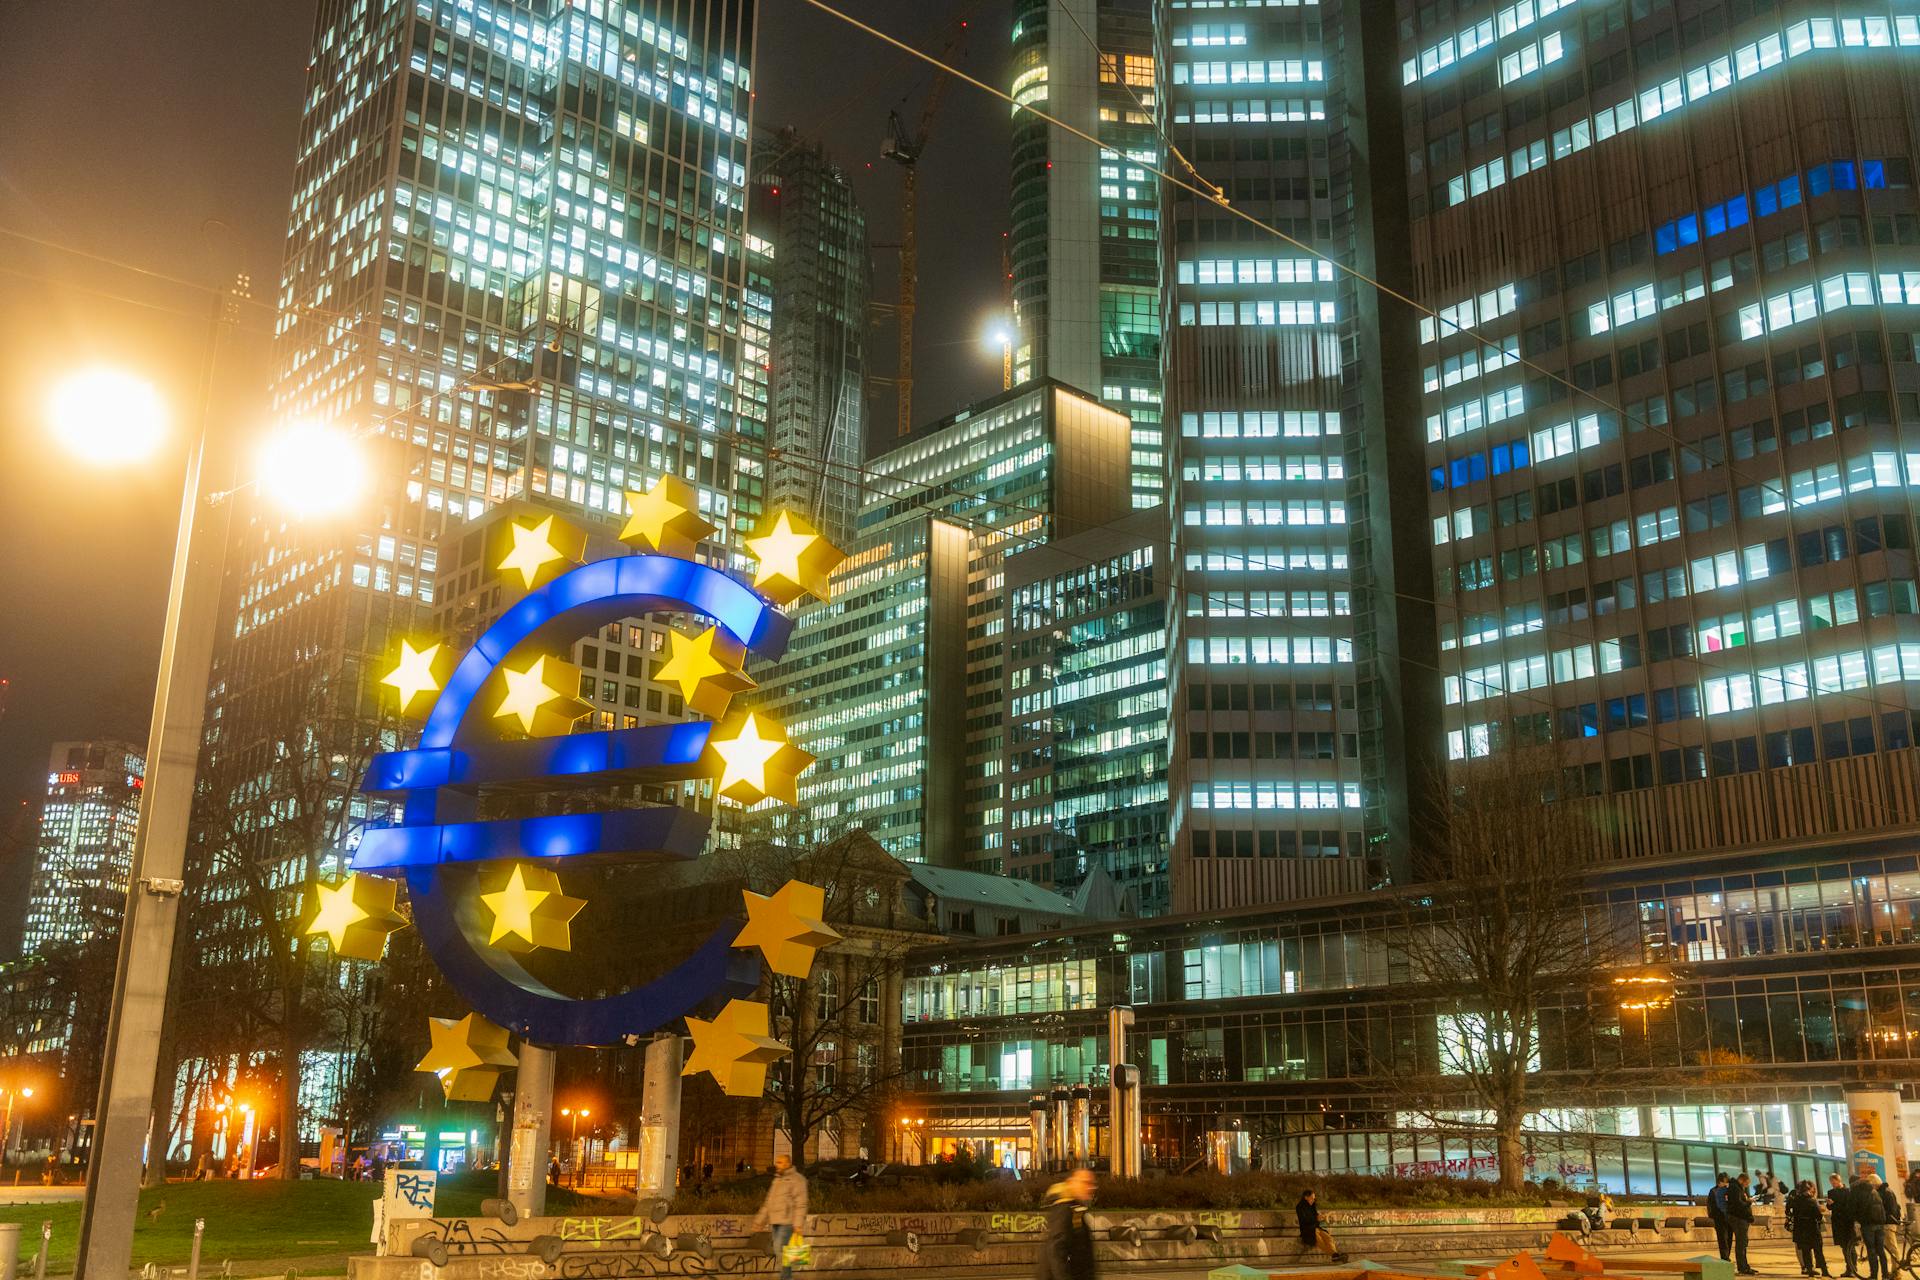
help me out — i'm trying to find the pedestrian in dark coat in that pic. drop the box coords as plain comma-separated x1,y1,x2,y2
1296,1189,1341,1257
1851,1174,1890,1280
1832,1173,1861,1277
1789,1179,1833,1276
1728,1172,1758,1276
1710,1173,1735,1262
1036,1168,1097,1280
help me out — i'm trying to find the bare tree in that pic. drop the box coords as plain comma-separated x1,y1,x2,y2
706,832,929,1162
1394,749,1635,1193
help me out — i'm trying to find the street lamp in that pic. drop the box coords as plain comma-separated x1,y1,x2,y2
560,1107,591,1187
2,1086,35,1163
59,349,370,1277
982,319,1016,392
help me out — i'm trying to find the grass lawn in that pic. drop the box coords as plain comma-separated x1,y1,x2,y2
0,1173,593,1275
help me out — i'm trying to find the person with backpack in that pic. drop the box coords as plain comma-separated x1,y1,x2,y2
1850,1172,1890,1280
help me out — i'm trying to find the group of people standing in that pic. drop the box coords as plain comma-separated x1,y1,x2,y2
1710,1167,1920,1279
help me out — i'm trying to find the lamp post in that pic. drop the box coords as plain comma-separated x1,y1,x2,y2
1,1086,33,1163
560,1108,590,1187
61,310,369,1275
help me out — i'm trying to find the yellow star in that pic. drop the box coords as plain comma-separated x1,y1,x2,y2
746,511,847,605
478,862,586,953
620,474,718,558
705,712,815,806
496,514,584,590
416,1012,518,1102
493,654,589,737
381,639,448,714
682,999,790,1097
653,626,756,718
733,880,843,978
304,874,405,962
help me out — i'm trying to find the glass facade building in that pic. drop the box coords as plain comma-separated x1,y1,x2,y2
1010,0,1167,506
1404,2,1920,857
1003,507,1172,913
199,0,762,1144
751,126,871,547
1158,0,1438,910
898,837,1920,1184
761,380,1133,866
24,742,144,956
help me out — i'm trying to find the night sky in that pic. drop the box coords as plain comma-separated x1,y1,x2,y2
0,0,1010,894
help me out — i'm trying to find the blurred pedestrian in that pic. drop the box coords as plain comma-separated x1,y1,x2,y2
1728,1172,1757,1276
751,1154,810,1280
1788,1178,1832,1277
1037,1168,1097,1280
1831,1174,1860,1278
1850,1172,1889,1280
1710,1173,1735,1261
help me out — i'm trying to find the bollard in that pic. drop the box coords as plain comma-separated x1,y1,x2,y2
0,1221,21,1280
188,1218,205,1280
34,1222,50,1280
409,1237,449,1268
528,1236,565,1265
480,1198,519,1226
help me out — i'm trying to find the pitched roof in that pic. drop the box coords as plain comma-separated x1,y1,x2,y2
907,863,1082,916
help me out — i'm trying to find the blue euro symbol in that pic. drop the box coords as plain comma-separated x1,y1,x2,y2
354,554,793,1045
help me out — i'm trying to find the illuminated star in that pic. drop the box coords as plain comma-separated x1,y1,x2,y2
653,626,756,718
497,515,583,590
746,511,847,605
682,999,790,1097
733,880,843,978
706,712,815,806
493,654,589,736
620,474,718,558
381,639,447,714
304,874,405,962
416,1012,518,1103
479,862,587,953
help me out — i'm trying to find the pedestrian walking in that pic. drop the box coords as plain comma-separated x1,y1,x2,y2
1850,1172,1890,1280
1831,1174,1861,1278
1728,1171,1759,1276
1038,1168,1098,1280
1789,1179,1833,1277
1711,1173,1736,1262
751,1154,811,1280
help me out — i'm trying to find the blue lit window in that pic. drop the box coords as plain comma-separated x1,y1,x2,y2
1677,214,1699,246
1430,466,1446,492
1656,222,1678,255
1809,164,1832,196
1725,195,1748,229
1779,175,1801,208
1705,204,1727,236
1866,160,1887,190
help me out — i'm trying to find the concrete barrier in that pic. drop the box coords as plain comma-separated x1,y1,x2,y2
346,1205,1781,1280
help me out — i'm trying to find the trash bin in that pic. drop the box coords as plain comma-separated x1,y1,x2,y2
0,1221,21,1280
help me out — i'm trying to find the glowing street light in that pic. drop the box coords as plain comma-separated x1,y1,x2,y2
1,1085,35,1162
257,421,369,519
983,319,1015,391
560,1107,593,1186
47,368,170,465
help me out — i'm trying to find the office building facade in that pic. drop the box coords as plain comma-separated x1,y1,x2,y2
24,742,144,956
1405,4,1920,857
197,0,762,1146
1157,0,1437,910
751,126,872,547
1003,507,1172,914
1010,0,1166,507
763,380,1132,867
897,836,1908,1187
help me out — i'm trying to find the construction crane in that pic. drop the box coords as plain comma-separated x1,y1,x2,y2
879,18,970,438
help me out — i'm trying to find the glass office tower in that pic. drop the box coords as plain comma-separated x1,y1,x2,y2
1010,0,1167,506
1404,3,1920,857
200,0,761,1145
24,742,145,956
1158,0,1437,910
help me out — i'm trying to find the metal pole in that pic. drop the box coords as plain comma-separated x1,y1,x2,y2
187,1217,204,1280
506,1046,555,1220
2,1094,13,1165
32,1222,48,1280
635,1033,681,1200
73,296,236,1280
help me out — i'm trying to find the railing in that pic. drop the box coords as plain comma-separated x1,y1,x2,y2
1260,1126,1845,1197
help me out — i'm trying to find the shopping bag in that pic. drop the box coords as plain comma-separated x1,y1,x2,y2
782,1231,813,1268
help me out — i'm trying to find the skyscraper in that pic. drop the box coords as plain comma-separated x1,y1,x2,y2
1010,0,1166,506
1003,506,1171,913
199,0,761,1145
751,126,872,547
24,742,144,956
764,380,1133,866
1405,4,1920,857
1158,0,1437,910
